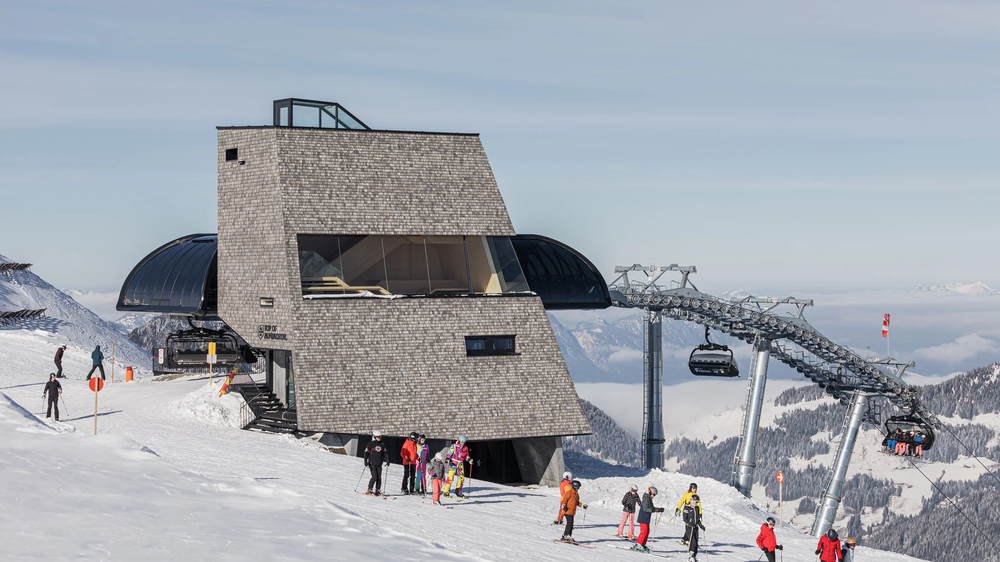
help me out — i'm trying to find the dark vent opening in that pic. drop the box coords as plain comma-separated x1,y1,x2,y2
225,148,238,161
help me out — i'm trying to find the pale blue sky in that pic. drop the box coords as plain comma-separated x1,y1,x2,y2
1,1,998,294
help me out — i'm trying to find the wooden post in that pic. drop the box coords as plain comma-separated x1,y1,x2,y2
94,382,99,435
776,471,785,527
208,342,216,386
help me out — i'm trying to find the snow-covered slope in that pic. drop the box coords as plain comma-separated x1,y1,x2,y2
657,368,1000,562
0,370,925,562
0,254,150,375
112,312,156,334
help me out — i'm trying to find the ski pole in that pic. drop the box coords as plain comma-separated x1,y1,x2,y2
757,553,764,562
353,465,367,493
384,463,390,495
60,395,68,419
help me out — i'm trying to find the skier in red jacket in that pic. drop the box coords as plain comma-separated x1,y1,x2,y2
400,432,419,495
755,517,783,562
816,528,844,561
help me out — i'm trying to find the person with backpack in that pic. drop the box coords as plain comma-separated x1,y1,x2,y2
428,452,446,505
54,345,67,378
43,373,62,420
363,431,389,496
816,528,844,561
415,435,429,495
756,517,783,562
553,471,574,525
559,479,587,543
676,482,702,546
617,484,640,539
631,486,665,553
443,435,472,499
682,495,706,561
86,345,105,381
400,432,419,495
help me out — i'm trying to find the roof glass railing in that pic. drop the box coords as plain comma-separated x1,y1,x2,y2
273,98,370,130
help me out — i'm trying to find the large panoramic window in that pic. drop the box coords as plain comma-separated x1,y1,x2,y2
297,235,532,298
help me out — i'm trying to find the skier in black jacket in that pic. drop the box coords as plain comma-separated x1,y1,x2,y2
617,484,640,539
363,431,390,495
54,345,66,378
43,374,62,420
682,495,706,561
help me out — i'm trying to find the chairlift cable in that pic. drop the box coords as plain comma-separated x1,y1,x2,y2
874,425,1000,557
940,423,1000,492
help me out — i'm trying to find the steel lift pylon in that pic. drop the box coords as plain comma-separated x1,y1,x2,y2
609,263,939,527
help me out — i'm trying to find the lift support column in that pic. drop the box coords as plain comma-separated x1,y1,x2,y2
733,340,770,496
812,391,870,537
643,309,664,469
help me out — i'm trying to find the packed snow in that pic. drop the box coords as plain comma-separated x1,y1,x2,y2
0,333,926,561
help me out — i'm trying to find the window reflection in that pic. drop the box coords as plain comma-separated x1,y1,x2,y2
297,235,531,298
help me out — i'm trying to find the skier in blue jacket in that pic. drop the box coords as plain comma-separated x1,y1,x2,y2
87,345,106,381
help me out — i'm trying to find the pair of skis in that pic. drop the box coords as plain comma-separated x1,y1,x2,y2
552,540,671,557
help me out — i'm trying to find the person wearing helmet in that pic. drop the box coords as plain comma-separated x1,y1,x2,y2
559,480,588,543
400,432,419,494
553,471,574,525
682,495,706,561
756,517,783,562
363,431,389,496
676,482,702,545
443,435,472,499
842,537,856,561
428,452,446,505
632,486,665,552
43,373,62,420
617,484,640,539
816,528,844,562
415,435,429,495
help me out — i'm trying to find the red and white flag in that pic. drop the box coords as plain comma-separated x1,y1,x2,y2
882,314,890,338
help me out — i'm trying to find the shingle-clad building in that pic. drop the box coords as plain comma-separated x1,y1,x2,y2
119,99,611,485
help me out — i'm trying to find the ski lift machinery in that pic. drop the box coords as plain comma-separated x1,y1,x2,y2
689,326,739,377
162,320,257,370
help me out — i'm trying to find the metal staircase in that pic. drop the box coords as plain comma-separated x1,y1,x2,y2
234,383,298,434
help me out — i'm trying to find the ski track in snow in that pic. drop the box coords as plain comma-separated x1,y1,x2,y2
0,332,928,561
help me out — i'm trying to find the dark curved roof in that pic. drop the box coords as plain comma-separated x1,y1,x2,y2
117,234,219,317
510,235,611,310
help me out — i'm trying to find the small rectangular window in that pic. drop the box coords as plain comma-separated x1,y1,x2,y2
225,148,238,161
259,297,274,308
465,335,516,356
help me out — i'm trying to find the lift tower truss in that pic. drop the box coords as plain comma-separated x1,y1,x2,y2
609,264,940,505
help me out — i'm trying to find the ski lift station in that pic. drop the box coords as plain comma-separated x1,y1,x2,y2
117,99,613,487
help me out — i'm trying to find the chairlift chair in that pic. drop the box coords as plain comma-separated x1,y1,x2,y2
164,325,256,370
688,327,740,377
882,413,935,451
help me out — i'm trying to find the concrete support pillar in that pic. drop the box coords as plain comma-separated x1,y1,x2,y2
733,342,770,497
643,310,664,469
812,391,870,538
